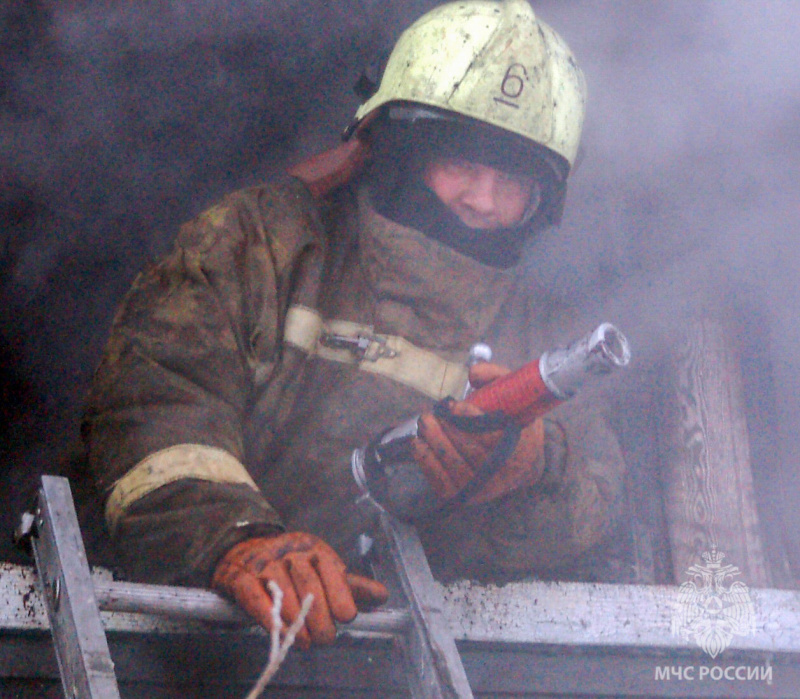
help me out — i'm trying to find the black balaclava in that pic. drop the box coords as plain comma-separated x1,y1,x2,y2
364,107,569,269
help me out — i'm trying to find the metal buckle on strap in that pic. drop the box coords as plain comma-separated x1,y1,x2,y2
320,331,398,362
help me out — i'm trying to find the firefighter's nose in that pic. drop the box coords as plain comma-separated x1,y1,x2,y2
461,169,498,215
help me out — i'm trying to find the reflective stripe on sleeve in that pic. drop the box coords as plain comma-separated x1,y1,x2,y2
105,444,260,534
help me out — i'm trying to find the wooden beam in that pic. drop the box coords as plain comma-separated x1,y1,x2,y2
660,318,770,587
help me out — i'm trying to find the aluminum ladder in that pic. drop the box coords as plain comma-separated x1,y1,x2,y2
16,475,473,699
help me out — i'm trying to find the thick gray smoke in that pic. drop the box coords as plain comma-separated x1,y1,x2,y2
2,0,799,584
528,1,800,582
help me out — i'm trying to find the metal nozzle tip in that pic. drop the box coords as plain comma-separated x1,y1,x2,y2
593,323,631,367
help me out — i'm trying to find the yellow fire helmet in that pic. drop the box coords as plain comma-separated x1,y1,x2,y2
350,0,586,173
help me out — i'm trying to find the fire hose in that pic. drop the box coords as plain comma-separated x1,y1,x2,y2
352,322,631,520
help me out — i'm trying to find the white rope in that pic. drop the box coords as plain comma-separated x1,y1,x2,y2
244,582,314,699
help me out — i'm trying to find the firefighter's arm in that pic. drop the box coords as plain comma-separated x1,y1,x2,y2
420,403,627,581
83,180,317,586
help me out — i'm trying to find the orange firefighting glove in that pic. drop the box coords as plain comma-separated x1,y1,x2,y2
412,362,546,506
211,532,389,648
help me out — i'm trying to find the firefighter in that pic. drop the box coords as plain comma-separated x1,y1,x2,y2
82,0,626,648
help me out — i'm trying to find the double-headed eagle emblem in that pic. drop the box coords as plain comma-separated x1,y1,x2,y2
671,548,756,658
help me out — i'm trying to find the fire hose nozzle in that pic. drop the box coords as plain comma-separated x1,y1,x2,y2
464,322,632,423
540,322,631,401
353,322,632,520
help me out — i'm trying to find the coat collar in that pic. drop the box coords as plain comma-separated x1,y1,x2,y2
356,188,517,351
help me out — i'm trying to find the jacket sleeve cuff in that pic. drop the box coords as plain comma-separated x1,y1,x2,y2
106,445,284,586
105,443,261,536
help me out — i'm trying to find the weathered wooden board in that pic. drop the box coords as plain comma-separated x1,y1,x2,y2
661,319,770,587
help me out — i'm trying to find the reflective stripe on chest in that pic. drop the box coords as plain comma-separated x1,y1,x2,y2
283,304,469,401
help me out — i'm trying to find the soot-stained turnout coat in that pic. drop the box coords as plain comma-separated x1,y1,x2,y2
82,176,626,587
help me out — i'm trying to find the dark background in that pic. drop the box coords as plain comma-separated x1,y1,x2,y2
2,1,799,582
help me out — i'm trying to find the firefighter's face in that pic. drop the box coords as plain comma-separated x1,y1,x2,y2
423,158,536,230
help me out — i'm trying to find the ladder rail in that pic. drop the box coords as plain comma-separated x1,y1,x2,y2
380,513,474,699
28,476,122,699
